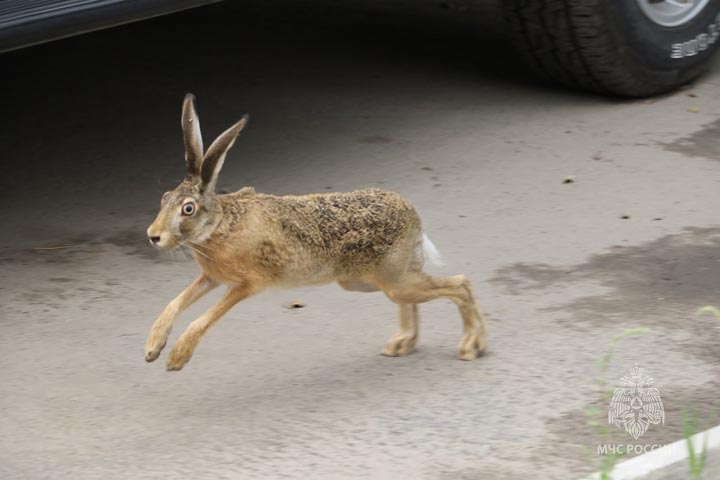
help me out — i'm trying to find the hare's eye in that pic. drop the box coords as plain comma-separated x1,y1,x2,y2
182,202,196,216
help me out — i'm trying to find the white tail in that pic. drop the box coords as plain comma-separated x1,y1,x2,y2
422,233,445,267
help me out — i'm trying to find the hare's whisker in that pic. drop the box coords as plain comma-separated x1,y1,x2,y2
181,241,211,260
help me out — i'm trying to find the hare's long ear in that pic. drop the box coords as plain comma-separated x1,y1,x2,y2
182,93,204,177
200,114,249,194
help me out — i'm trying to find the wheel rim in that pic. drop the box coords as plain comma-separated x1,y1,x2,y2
636,0,711,27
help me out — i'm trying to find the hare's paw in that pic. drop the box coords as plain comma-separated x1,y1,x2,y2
458,331,486,361
166,341,194,371
144,339,167,362
382,332,417,357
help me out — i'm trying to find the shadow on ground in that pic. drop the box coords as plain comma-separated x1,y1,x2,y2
491,226,720,340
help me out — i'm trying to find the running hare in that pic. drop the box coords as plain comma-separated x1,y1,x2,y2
145,94,487,371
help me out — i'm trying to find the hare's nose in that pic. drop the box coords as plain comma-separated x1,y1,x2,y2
147,226,162,245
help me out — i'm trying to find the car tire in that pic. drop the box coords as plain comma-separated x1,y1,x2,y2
502,0,720,97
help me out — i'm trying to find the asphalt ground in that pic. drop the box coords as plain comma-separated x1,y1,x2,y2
1,1,720,479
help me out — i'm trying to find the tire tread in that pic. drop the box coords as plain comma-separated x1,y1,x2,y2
503,0,709,96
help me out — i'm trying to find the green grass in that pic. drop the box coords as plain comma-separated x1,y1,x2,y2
698,305,720,320
678,306,720,480
682,410,709,480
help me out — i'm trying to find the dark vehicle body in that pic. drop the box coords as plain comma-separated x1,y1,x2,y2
2,0,720,96
0,0,220,53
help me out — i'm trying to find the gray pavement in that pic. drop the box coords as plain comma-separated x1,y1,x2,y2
1,1,720,479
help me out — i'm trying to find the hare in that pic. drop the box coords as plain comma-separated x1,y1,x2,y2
145,94,488,371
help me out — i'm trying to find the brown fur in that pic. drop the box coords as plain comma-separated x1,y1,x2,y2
145,94,488,371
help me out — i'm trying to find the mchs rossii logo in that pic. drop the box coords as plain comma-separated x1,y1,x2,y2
608,364,665,440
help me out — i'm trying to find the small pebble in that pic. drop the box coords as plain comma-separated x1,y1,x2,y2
620,214,631,220
562,176,575,184
283,300,306,309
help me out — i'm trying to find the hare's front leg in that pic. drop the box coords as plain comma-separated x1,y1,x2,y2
145,274,218,362
166,285,251,371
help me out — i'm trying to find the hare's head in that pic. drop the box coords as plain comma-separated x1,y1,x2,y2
147,94,248,250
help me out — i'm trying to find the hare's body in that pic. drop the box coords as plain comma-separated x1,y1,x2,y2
196,188,421,288
145,95,487,371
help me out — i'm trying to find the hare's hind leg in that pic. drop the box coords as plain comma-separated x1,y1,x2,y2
145,274,218,362
381,272,487,360
338,280,418,356
382,303,419,357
